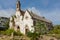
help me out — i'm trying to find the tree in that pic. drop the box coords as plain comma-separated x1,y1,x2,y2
4,20,9,29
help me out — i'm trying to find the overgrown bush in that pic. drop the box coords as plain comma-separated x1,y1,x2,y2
27,31,39,40
0,29,14,36
47,25,60,39
13,31,23,36
0,29,23,36
48,25,60,34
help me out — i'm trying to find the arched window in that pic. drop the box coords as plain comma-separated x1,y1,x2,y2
17,26,20,31
17,26,20,29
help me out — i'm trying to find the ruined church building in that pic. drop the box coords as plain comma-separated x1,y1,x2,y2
9,0,53,34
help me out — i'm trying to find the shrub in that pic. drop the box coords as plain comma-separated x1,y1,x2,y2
0,29,23,36
27,31,39,40
0,29,14,36
13,31,23,36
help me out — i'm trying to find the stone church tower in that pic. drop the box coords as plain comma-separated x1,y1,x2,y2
9,0,34,34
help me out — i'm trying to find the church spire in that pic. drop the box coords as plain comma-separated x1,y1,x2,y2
16,0,21,11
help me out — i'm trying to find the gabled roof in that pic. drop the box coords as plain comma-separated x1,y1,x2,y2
19,9,52,23
26,10,52,23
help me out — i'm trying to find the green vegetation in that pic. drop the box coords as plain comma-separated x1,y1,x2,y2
47,25,60,39
0,29,14,36
48,25,60,34
0,29,23,36
26,21,60,40
26,20,48,40
13,31,23,36
0,17,9,30
4,20,9,29
35,20,47,35
27,31,39,40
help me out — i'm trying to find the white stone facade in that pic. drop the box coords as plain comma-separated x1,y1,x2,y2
9,10,34,34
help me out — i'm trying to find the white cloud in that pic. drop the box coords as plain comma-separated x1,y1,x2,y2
0,0,16,18
41,9,60,25
0,8,15,17
28,7,42,16
28,7,60,25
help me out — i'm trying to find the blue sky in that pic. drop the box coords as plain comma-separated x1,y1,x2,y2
0,0,60,25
